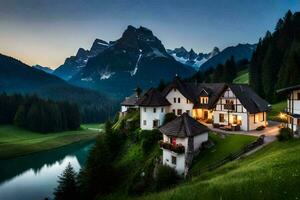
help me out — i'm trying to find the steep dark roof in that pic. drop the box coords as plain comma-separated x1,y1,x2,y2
188,83,227,109
162,76,195,101
277,85,300,94
121,94,139,106
162,77,226,109
159,113,209,138
228,84,270,114
137,88,171,107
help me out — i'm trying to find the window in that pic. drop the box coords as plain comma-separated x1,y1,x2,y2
178,98,181,103
174,98,176,103
298,119,300,125
153,108,156,113
298,93,300,100
161,108,164,113
219,113,225,123
186,98,189,104
171,156,177,165
177,109,182,115
143,107,146,112
143,120,147,126
232,115,237,124
153,120,159,128
186,110,190,115
174,88,177,92
172,109,176,114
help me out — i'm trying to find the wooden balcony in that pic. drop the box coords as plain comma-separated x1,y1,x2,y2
159,141,185,154
224,104,235,110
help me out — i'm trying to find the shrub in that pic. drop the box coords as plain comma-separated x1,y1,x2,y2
155,165,179,191
140,129,162,154
163,113,177,125
277,128,293,141
256,126,265,131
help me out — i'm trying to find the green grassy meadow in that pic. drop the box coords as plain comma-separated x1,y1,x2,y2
233,69,249,84
190,133,256,173
81,123,105,130
111,139,300,200
0,125,99,159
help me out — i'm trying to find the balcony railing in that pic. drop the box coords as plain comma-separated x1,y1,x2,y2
159,141,185,154
224,104,235,110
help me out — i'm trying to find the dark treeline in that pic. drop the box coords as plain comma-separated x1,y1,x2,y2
0,93,80,133
250,10,300,103
188,57,249,83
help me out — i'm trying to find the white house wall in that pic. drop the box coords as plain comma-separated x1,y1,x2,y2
288,89,300,114
249,112,267,130
140,106,168,130
213,111,249,131
165,89,194,116
193,133,208,151
162,150,185,175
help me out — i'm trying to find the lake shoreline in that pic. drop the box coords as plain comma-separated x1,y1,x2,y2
0,125,99,160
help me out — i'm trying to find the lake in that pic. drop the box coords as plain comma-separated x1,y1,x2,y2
0,140,95,200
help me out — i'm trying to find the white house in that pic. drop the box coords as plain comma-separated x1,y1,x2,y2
161,77,226,122
137,88,171,130
159,113,209,175
213,84,269,131
120,88,142,114
120,76,270,132
277,85,300,134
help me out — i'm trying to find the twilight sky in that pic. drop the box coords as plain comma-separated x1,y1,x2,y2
0,0,299,69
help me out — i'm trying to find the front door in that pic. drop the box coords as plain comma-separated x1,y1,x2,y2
204,111,208,120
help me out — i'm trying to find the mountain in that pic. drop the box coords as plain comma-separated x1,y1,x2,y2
53,39,109,80
199,43,256,72
69,26,195,98
167,47,220,70
0,53,116,122
33,65,53,74
168,44,255,71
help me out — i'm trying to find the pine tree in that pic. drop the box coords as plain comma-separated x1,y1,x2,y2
54,163,79,200
14,105,26,128
157,80,166,92
212,64,224,82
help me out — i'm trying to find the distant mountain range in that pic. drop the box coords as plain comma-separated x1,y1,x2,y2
53,26,195,98
167,47,220,70
32,65,53,74
167,43,256,71
0,54,116,122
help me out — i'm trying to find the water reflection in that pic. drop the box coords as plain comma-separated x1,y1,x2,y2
0,141,94,200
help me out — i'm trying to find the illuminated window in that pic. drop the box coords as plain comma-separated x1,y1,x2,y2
219,113,225,122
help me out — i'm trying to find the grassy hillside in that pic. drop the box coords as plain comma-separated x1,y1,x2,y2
191,133,256,173
0,125,99,159
268,101,287,122
233,69,249,84
115,139,300,200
